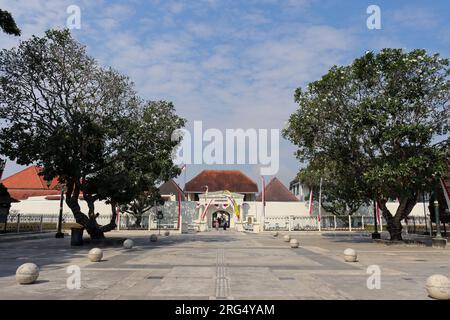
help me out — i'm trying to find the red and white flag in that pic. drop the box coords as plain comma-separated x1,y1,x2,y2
308,189,313,217
201,199,213,221
375,201,381,225
440,178,450,209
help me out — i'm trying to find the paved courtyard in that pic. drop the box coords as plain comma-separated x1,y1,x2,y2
0,230,448,300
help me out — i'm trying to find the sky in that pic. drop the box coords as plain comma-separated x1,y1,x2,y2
0,0,449,190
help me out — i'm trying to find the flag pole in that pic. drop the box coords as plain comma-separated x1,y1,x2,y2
177,189,181,230
372,199,381,239
261,176,266,231
308,189,313,217
318,177,322,232
184,164,187,190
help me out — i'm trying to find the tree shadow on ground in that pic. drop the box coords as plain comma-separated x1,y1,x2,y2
0,231,238,278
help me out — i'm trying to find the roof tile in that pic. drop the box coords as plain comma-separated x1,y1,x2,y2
184,170,258,193
257,177,299,202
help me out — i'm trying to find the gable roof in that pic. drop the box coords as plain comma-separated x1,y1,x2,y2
257,177,299,202
0,166,60,200
184,170,258,193
159,179,185,200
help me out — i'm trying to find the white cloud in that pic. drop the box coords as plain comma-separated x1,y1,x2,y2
1,0,413,185
390,7,439,29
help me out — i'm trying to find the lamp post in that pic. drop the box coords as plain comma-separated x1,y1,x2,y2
432,200,447,248
55,184,65,238
422,191,429,235
46,178,64,238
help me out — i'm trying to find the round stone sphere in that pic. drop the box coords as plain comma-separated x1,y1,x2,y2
88,248,103,262
344,248,357,262
426,275,450,300
150,234,158,242
164,231,170,236
290,239,299,248
273,232,279,237
16,263,39,285
123,239,134,249
283,235,291,242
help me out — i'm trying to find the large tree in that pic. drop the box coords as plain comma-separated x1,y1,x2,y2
284,49,449,240
117,101,185,227
0,29,185,238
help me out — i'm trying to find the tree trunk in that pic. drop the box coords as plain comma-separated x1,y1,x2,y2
65,180,116,239
134,215,142,228
378,194,417,241
386,215,403,241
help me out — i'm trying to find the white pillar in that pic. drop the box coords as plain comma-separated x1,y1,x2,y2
334,215,337,230
361,216,365,230
288,215,292,232
348,215,352,232
318,216,321,232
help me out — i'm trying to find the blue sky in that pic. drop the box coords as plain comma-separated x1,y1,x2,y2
0,0,449,189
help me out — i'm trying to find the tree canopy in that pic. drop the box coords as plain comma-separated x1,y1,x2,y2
0,29,185,238
284,48,449,240
0,9,20,36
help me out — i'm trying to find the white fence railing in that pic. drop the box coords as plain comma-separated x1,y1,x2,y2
0,213,439,235
263,215,389,232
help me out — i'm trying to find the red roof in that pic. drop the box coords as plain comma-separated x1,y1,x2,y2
0,166,60,200
184,170,258,193
257,177,299,202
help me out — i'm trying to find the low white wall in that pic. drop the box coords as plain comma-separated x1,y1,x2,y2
385,202,430,218
10,196,113,216
10,197,431,219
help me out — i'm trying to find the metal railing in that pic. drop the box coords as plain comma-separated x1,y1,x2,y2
263,215,388,232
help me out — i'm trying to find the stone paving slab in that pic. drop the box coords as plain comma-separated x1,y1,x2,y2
0,230,448,300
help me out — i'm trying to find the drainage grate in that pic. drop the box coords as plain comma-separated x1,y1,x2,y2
278,277,295,281
147,276,164,280
415,259,427,262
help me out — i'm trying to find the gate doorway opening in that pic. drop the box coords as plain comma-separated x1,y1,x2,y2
212,211,230,229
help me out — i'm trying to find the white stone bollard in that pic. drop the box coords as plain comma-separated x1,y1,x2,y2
273,232,279,237
123,239,134,249
88,248,103,262
343,248,357,262
290,239,299,248
426,275,450,300
164,231,170,236
283,235,291,242
16,263,39,284
150,234,158,242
